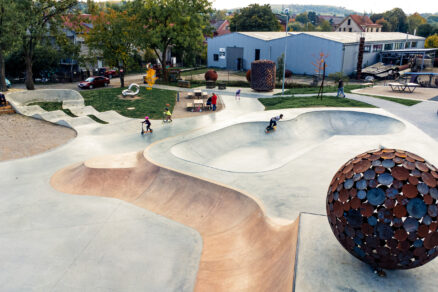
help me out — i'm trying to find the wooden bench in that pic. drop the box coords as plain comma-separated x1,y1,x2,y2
178,80,190,88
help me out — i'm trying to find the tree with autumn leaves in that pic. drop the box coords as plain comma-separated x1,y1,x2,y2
84,8,137,87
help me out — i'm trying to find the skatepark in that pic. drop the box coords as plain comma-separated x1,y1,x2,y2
2,87,438,291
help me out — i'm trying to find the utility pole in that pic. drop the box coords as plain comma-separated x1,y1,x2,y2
282,9,289,95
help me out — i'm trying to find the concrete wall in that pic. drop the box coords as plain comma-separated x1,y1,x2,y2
207,33,286,71
207,32,426,76
287,34,343,75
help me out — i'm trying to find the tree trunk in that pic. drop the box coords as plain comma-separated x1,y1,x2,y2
119,65,125,88
161,48,168,82
0,49,7,92
25,54,34,90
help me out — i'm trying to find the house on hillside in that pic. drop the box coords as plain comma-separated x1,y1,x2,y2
337,15,382,32
211,20,231,37
318,15,344,30
207,31,424,75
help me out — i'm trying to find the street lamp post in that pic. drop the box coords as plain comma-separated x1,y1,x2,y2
282,11,289,95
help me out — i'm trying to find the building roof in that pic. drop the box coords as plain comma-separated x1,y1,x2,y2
237,31,293,41
300,32,424,44
350,14,375,26
211,20,226,31
216,31,425,45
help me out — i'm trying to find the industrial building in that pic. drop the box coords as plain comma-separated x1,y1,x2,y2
207,32,425,76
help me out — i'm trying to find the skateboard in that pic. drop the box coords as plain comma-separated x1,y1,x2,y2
265,125,276,133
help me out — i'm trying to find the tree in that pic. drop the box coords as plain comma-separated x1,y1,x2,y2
295,12,309,24
376,18,391,32
417,23,435,37
425,34,438,48
407,13,427,34
19,0,78,90
229,4,281,32
210,9,227,22
288,22,304,32
0,0,22,91
135,0,212,81
85,8,137,87
318,20,333,32
370,13,384,23
383,8,408,32
308,11,318,25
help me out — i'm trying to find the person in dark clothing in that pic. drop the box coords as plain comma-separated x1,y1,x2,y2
142,116,152,132
337,79,345,98
0,92,6,107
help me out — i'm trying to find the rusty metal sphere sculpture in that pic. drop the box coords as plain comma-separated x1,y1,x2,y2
327,149,438,270
250,60,276,91
204,70,218,81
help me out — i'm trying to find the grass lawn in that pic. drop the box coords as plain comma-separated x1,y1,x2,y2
360,94,421,106
276,84,369,95
80,87,176,119
28,101,78,117
259,96,376,110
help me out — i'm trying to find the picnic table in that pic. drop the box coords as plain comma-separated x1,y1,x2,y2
388,82,419,93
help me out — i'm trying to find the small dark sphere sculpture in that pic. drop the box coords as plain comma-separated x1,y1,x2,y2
327,149,438,270
250,60,276,91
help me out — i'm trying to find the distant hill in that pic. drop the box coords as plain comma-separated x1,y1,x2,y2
270,4,357,16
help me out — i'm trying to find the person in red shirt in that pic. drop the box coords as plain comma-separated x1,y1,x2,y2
211,93,218,111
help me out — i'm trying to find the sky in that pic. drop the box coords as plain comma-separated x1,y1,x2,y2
210,0,438,14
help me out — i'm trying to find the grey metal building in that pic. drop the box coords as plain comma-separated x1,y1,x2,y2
207,32,425,76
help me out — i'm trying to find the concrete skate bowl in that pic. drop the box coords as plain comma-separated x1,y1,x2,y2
51,151,299,292
7,89,83,106
171,110,405,172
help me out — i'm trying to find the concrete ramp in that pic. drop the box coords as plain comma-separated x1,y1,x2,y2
171,110,405,172
51,152,299,292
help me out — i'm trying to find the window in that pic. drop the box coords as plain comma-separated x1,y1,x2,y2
405,42,411,48
213,54,219,61
370,28,373,32
349,28,352,32
376,28,380,32
343,27,346,31
394,42,404,49
339,28,341,31
373,44,382,52
363,45,371,53
348,19,351,25
384,43,393,50
255,49,260,61
411,42,417,48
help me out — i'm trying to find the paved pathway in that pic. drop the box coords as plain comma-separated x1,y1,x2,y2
347,93,438,141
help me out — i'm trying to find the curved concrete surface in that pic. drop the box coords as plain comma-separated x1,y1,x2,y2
171,110,405,172
51,151,299,292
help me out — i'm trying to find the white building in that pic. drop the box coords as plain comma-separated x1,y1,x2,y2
207,32,425,76
336,15,382,33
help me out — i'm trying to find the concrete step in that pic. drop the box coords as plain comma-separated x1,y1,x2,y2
0,102,15,114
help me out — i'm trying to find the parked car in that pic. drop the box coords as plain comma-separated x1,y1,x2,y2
78,76,110,89
95,67,119,79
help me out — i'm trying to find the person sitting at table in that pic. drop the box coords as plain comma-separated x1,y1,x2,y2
206,96,212,110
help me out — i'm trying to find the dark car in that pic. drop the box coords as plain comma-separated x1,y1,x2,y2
95,67,119,79
78,76,110,89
